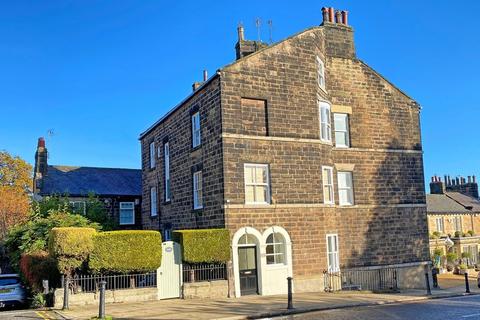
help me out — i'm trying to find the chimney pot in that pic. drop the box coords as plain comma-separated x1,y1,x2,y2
473,175,477,183
321,7,329,24
203,70,208,81
237,24,244,42
328,7,335,23
335,10,342,24
38,137,45,148
341,10,349,25
468,176,472,183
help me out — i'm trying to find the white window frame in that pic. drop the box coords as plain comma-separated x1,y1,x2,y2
265,232,286,265
149,141,155,169
316,56,326,91
334,113,350,148
319,101,332,142
453,216,462,232
119,202,135,225
150,186,157,216
244,163,271,205
322,166,334,204
191,112,201,148
435,217,444,233
70,201,86,215
337,171,354,206
164,142,171,202
326,234,340,272
193,171,203,209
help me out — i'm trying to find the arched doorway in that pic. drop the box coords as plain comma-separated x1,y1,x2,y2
232,227,263,297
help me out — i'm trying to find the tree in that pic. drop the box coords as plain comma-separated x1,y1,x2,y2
0,151,32,239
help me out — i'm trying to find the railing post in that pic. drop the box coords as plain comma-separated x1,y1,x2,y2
465,272,471,293
287,277,293,310
432,267,439,288
62,275,69,310
425,272,432,295
99,280,106,319
189,269,195,283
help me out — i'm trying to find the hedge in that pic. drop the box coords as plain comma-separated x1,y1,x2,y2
49,227,97,274
89,230,162,273
172,229,230,263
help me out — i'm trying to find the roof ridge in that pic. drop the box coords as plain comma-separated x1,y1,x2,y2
49,165,141,171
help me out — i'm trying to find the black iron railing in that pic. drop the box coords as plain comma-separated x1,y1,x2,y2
324,267,398,292
66,272,157,294
182,263,227,283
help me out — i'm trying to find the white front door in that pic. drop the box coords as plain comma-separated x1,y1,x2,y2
157,241,182,299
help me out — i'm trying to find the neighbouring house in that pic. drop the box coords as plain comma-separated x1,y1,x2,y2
427,175,480,266
33,137,142,229
140,8,429,296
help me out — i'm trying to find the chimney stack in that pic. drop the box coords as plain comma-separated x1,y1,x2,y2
430,175,445,194
33,137,48,194
321,7,355,58
235,24,268,60
192,70,209,92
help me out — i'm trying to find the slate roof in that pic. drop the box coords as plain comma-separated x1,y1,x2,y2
426,192,480,214
446,192,480,212
40,165,142,197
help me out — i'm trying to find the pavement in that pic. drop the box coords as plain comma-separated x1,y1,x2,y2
1,273,477,320
273,294,480,319
50,274,479,320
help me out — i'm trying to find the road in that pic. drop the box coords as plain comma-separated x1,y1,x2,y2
273,295,480,320
0,308,59,319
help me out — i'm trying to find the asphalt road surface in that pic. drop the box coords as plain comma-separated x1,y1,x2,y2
0,308,58,319
272,295,480,320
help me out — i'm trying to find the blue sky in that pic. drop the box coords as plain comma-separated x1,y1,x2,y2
0,1,479,187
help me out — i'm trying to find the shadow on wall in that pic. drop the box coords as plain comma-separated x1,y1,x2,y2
348,138,429,270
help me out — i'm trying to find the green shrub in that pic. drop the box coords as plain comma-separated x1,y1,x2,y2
433,248,443,257
461,251,472,259
446,252,458,263
19,251,60,291
454,231,462,238
173,229,230,263
467,230,475,236
89,230,162,273
459,263,467,270
31,292,46,308
49,227,96,275
431,231,441,239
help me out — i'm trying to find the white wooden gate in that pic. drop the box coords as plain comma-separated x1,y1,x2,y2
157,241,182,299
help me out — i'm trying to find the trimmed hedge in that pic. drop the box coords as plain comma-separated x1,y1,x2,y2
89,230,162,273
172,229,230,263
49,227,97,274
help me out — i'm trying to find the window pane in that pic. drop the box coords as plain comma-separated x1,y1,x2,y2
254,186,267,203
337,172,348,188
245,167,254,184
245,186,255,203
335,132,347,147
266,244,274,255
266,255,275,265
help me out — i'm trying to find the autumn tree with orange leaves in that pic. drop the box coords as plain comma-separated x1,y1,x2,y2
0,151,32,240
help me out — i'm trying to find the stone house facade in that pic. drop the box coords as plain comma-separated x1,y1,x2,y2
140,8,429,296
427,176,480,265
33,137,142,229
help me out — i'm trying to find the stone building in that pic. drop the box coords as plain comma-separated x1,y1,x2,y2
427,175,480,265
33,137,142,229
140,8,429,296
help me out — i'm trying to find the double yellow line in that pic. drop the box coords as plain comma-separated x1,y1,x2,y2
35,310,55,320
